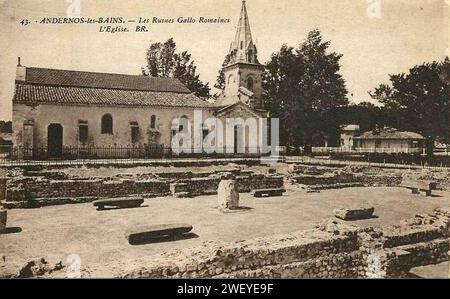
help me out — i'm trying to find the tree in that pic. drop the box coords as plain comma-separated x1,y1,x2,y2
262,29,348,150
214,54,231,91
0,121,12,133
142,38,211,98
370,57,450,155
341,102,382,133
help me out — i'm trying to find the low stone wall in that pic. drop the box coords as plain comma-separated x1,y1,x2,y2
180,177,220,196
291,174,362,185
3,178,171,208
176,175,284,197
2,170,284,208
289,164,403,188
123,230,362,279
120,208,450,278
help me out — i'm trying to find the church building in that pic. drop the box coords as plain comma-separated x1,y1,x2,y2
11,1,266,158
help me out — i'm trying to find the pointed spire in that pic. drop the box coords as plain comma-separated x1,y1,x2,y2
234,1,252,52
229,1,259,65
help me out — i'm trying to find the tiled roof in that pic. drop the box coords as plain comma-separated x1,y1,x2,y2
354,128,424,140
341,124,360,131
23,67,191,93
13,84,214,108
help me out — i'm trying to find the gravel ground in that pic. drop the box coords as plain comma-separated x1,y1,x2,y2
1,186,450,277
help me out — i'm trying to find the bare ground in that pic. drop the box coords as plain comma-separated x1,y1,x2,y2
1,186,450,277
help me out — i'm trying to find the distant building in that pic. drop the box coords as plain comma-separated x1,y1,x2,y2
339,124,360,149
353,127,425,153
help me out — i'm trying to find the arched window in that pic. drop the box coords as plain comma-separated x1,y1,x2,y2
101,114,113,134
247,50,253,63
247,77,254,91
150,115,157,129
228,74,235,84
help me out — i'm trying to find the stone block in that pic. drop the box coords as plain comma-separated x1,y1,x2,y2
170,183,189,194
93,197,144,210
126,223,193,244
217,180,239,211
334,207,375,221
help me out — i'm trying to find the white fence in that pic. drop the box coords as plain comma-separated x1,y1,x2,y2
311,147,425,154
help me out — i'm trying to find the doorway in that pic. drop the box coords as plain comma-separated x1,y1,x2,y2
47,123,63,158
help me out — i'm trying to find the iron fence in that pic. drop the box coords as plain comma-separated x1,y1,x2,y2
0,145,268,166
1,144,448,167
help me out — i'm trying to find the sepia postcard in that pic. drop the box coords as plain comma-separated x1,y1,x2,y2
0,0,450,289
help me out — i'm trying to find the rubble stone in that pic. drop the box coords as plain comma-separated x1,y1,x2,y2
217,180,239,211
334,207,375,221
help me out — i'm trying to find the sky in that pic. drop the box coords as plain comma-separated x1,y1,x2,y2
0,0,448,120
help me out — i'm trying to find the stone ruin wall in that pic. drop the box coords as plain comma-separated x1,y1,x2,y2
121,208,450,279
287,163,450,190
289,164,404,188
1,168,284,209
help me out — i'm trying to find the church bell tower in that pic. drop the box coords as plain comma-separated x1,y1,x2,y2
221,1,265,111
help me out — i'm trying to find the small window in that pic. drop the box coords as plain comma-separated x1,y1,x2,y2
130,121,140,144
150,115,156,129
78,120,88,144
101,114,113,134
240,41,243,49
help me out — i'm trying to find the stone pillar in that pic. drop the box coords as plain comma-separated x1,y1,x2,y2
217,180,239,211
0,208,6,232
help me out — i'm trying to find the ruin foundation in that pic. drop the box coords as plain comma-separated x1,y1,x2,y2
121,208,450,279
1,168,283,209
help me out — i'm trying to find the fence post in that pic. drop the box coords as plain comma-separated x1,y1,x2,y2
448,251,450,279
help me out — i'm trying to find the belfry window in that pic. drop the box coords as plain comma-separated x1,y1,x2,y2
101,114,113,134
247,77,254,91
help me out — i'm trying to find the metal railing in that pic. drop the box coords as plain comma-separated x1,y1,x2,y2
0,144,447,167
0,145,267,166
